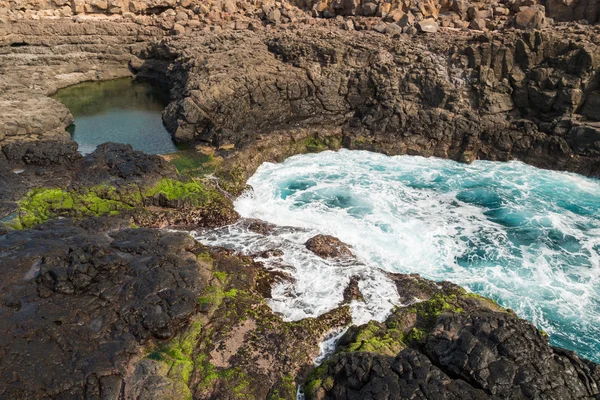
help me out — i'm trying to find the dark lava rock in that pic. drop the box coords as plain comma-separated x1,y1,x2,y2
342,275,364,303
305,234,353,259
242,218,278,235
309,349,492,399
0,217,210,399
2,139,81,166
305,274,600,400
75,142,177,187
423,310,600,398
254,248,285,258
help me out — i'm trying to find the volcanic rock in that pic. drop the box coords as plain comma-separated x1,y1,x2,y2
305,234,354,258
0,219,209,398
305,276,600,399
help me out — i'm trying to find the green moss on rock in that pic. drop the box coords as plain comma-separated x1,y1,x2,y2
6,177,235,230
340,321,405,356
16,186,135,228
145,178,219,205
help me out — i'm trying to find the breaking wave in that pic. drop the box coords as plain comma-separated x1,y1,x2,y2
195,149,600,363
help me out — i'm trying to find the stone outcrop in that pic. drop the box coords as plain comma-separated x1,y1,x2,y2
1,0,599,181
304,273,600,399
0,143,238,230
0,218,352,399
0,218,210,398
153,24,600,183
0,19,164,165
0,1,599,399
306,234,354,258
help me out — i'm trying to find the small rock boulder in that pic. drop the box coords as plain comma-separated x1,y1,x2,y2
398,11,415,27
384,23,403,37
514,7,545,30
416,19,439,33
267,8,281,24
343,275,365,303
469,18,487,31
361,2,378,16
305,234,353,259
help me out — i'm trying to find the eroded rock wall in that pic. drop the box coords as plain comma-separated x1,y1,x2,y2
0,19,164,164
152,25,600,178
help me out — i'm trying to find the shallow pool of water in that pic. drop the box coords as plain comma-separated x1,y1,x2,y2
196,150,600,363
53,78,177,155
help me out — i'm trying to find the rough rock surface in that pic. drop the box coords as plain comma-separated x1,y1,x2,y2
0,143,238,230
0,218,209,398
306,234,354,258
157,25,600,183
1,1,599,182
0,1,599,399
0,217,353,399
305,272,600,399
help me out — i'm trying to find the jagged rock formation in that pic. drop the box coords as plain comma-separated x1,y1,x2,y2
304,274,600,399
155,24,600,183
0,1,599,399
0,143,237,230
0,217,352,399
1,0,599,177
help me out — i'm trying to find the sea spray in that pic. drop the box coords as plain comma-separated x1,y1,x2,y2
196,149,600,363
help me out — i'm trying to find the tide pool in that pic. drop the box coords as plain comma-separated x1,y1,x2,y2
53,78,177,155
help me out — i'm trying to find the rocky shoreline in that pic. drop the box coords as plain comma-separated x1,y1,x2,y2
1,0,600,398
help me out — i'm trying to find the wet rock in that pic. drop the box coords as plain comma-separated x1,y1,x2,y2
242,218,278,235
305,234,353,258
305,276,600,399
255,249,285,258
0,218,209,398
342,275,364,302
255,268,295,298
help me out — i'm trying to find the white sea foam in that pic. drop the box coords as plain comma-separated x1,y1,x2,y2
195,150,600,362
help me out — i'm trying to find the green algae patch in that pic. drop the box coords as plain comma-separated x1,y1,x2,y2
339,321,405,356
145,178,216,204
409,292,464,326
463,292,508,312
268,375,297,400
133,247,350,400
6,177,236,230
303,135,341,153
164,149,220,177
15,186,135,229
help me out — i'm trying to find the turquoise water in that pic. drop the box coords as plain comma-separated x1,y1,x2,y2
53,78,177,155
231,150,600,363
